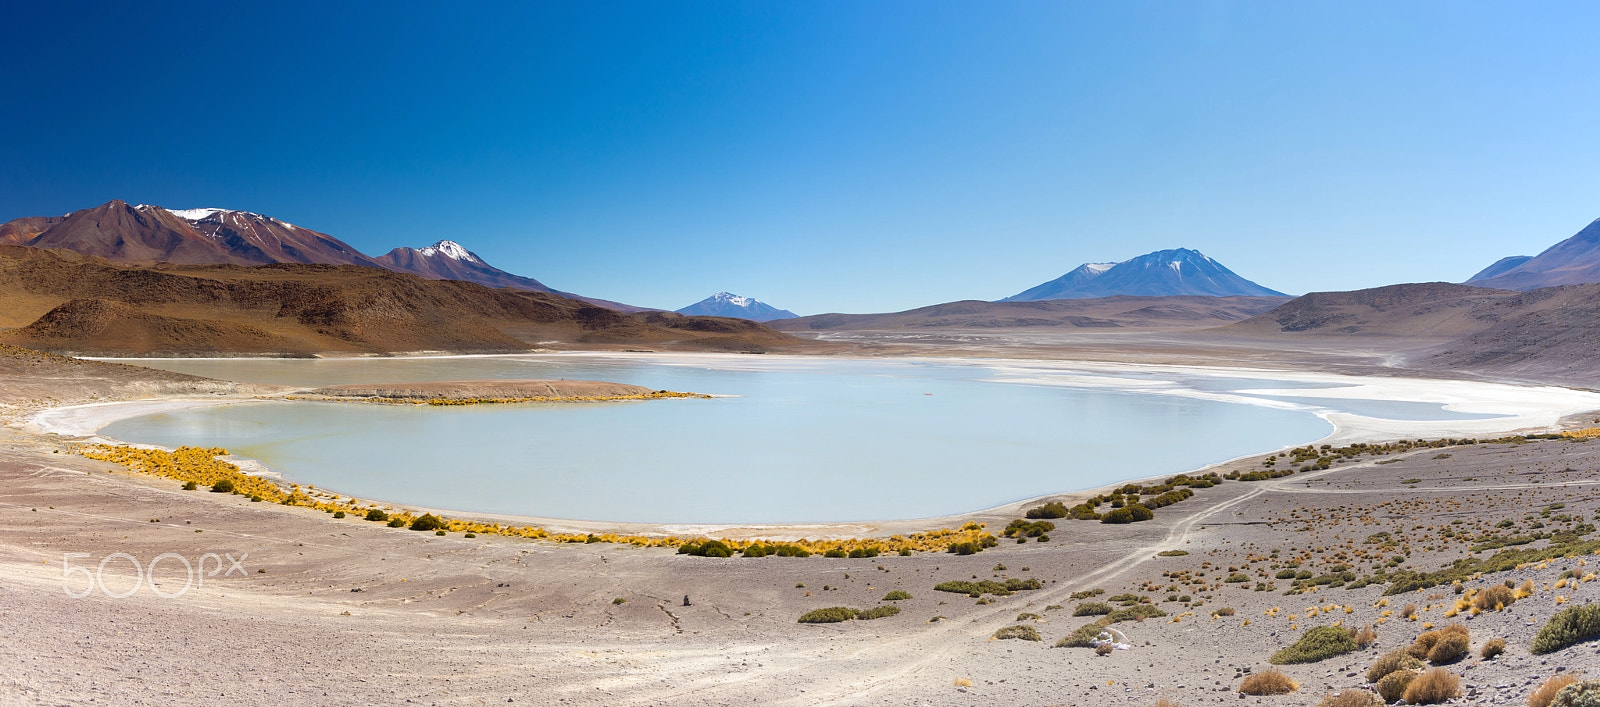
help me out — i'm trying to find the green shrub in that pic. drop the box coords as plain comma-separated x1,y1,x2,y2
1069,588,1106,600
1225,573,1249,583
1549,680,1600,707
387,518,406,527
1073,602,1113,616
1375,670,1418,703
409,514,445,531
1056,620,1111,648
1156,549,1188,556
1026,501,1068,519
463,532,475,538
882,590,911,601
847,547,881,558
209,479,234,493
1016,612,1041,621
1532,603,1600,654
1106,604,1166,623
823,548,848,558
993,625,1041,641
798,607,857,624
1270,625,1358,664
365,508,388,522
434,529,446,536
741,544,768,557
1100,504,1154,524
678,540,735,558
856,605,900,620
1004,519,1056,537
612,597,626,605
249,495,262,502
332,510,345,518
181,481,197,490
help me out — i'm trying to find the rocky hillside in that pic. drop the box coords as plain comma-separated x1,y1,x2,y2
0,246,802,356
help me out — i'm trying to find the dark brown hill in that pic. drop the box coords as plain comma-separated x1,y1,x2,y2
1220,281,1600,383
770,296,1289,331
0,246,803,355
9,200,385,268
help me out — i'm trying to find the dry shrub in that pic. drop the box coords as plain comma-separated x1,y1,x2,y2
1426,631,1470,664
1316,689,1384,707
1095,643,1114,656
1354,624,1377,648
1408,624,1469,661
1402,668,1460,704
1402,603,1418,619
1150,699,1182,707
1481,637,1506,659
1375,670,1419,703
1548,680,1600,707
1528,674,1579,707
1474,584,1517,611
953,677,972,688
1366,650,1425,684
1239,668,1298,696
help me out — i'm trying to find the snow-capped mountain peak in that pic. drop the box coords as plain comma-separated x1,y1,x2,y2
710,292,754,307
676,292,797,322
418,240,480,263
1002,247,1285,301
161,207,229,221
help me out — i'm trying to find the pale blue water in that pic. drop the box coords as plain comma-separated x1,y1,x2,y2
99,355,1357,523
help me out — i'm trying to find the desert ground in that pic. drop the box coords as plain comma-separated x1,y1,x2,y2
4,339,1600,706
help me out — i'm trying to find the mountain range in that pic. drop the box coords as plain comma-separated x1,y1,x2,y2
1001,248,1286,301
676,293,797,322
1467,217,1600,291
0,200,641,310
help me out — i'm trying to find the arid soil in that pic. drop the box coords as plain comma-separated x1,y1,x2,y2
5,347,1600,706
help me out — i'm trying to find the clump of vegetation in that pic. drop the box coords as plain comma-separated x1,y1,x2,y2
1057,620,1112,648
1353,624,1377,648
855,605,900,620
181,481,197,490
1157,549,1189,557
945,536,1000,555
1003,519,1055,538
1212,607,1236,617
1366,650,1425,684
1546,680,1600,707
332,510,345,518
612,597,626,605
1070,588,1105,600
365,508,388,522
409,514,445,531
210,479,234,493
1238,668,1297,695
387,518,407,528
934,578,1041,597
678,540,736,558
1528,674,1580,707
1025,501,1068,519
882,590,911,601
1479,637,1505,659
1016,612,1040,622
1106,604,1166,623
1534,603,1600,654
992,625,1041,641
1101,504,1154,524
1074,602,1113,616
1316,689,1384,707
1400,667,1460,704
1407,624,1469,664
1374,670,1419,703
798,607,858,624
1270,625,1359,664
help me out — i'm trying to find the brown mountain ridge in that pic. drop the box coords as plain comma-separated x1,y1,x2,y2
0,246,803,356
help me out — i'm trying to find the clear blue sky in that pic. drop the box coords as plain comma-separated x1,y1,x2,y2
4,2,1598,314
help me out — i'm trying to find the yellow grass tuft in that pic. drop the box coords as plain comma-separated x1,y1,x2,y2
1527,673,1578,707
1238,669,1298,696
1401,668,1460,704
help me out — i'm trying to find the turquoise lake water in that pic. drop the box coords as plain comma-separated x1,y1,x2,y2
101,355,1358,523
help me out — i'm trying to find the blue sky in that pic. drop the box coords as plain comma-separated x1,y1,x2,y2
3,2,1598,314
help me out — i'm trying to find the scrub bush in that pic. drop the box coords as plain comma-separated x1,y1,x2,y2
1074,602,1113,616
1533,603,1600,654
410,514,445,531
993,625,1040,641
798,607,857,624
1366,650,1425,684
1270,625,1359,664
210,479,234,493
365,508,388,522
1400,667,1459,704
882,590,911,601
1238,669,1297,695
1101,504,1155,524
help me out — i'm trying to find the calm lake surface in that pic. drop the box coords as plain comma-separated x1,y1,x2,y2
103,355,1356,523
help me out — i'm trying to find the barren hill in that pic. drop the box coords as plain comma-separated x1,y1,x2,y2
0,246,803,356
1219,281,1600,383
770,295,1288,331
1468,217,1600,290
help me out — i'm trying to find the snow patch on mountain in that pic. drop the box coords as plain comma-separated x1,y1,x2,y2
418,240,480,263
